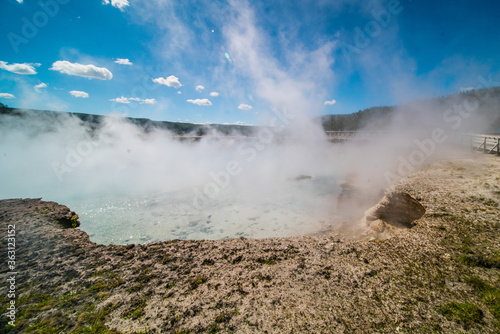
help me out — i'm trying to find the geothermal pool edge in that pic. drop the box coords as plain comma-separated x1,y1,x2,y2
1,153,499,333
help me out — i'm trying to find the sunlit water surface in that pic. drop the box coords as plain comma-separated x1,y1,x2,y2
66,176,339,245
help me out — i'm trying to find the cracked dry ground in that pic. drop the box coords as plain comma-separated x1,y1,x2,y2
0,152,499,333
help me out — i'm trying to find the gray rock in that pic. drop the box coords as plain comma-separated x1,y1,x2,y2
363,191,426,229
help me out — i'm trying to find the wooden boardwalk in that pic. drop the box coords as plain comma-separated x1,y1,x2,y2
325,131,392,141
452,133,500,155
171,131,500,155
326,131,500,155
174,131,387,142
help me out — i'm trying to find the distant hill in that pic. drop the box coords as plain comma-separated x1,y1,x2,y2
2,86,499,136
320,87,500,133
0,105,254,136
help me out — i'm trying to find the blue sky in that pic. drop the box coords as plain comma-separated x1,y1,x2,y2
1,0,499,125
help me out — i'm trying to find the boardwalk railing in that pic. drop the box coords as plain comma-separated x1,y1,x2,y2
451,133,500,155
171,131,500,155
325,131,392,141
326,131,500,155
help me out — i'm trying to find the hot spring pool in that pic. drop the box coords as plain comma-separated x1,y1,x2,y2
66,176,340,245
0,113,348,245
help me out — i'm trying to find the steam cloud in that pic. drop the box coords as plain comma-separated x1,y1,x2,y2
0,112,342,243
0,93,486,244
0,0,494,244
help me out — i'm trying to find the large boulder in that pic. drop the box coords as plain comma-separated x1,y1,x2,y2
362,191,425,231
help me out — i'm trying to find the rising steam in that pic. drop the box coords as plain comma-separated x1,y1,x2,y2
0,1,493,244
0,96,484,245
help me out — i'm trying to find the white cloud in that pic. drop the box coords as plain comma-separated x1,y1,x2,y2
34,83,47,93
102,0,129,11
0,93,16,99
177,91,182,94
195,85,205,92
109,97,157,104
460,87,474,93
187,98,212,106
141,98,157,104
0,61,39,75
16,0,23,3
110,97,130,104
50,61,113,80
223,121,247,125
152,75,182,88
115,58,133,66
238,103,253,110
70,90,89,98
209,91,220,97
324,99,336,106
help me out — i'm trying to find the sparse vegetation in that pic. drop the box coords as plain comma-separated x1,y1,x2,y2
466,277,500,321
438,302,484,329
3,289,122,333
189,276,207,289
256,256,278,265
459,252,500,269
122,297,147,320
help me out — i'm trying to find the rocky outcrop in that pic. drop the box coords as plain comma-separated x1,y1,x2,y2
362,191,426,232
22,198,81,228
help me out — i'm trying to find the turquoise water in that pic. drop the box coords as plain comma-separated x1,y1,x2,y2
66,176,339,245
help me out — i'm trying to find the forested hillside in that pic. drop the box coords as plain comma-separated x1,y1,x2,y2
321,87,500,133
0,105,254,136
2,86,499,136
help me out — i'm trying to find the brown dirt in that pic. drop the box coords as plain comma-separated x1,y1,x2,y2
1,151,499,333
